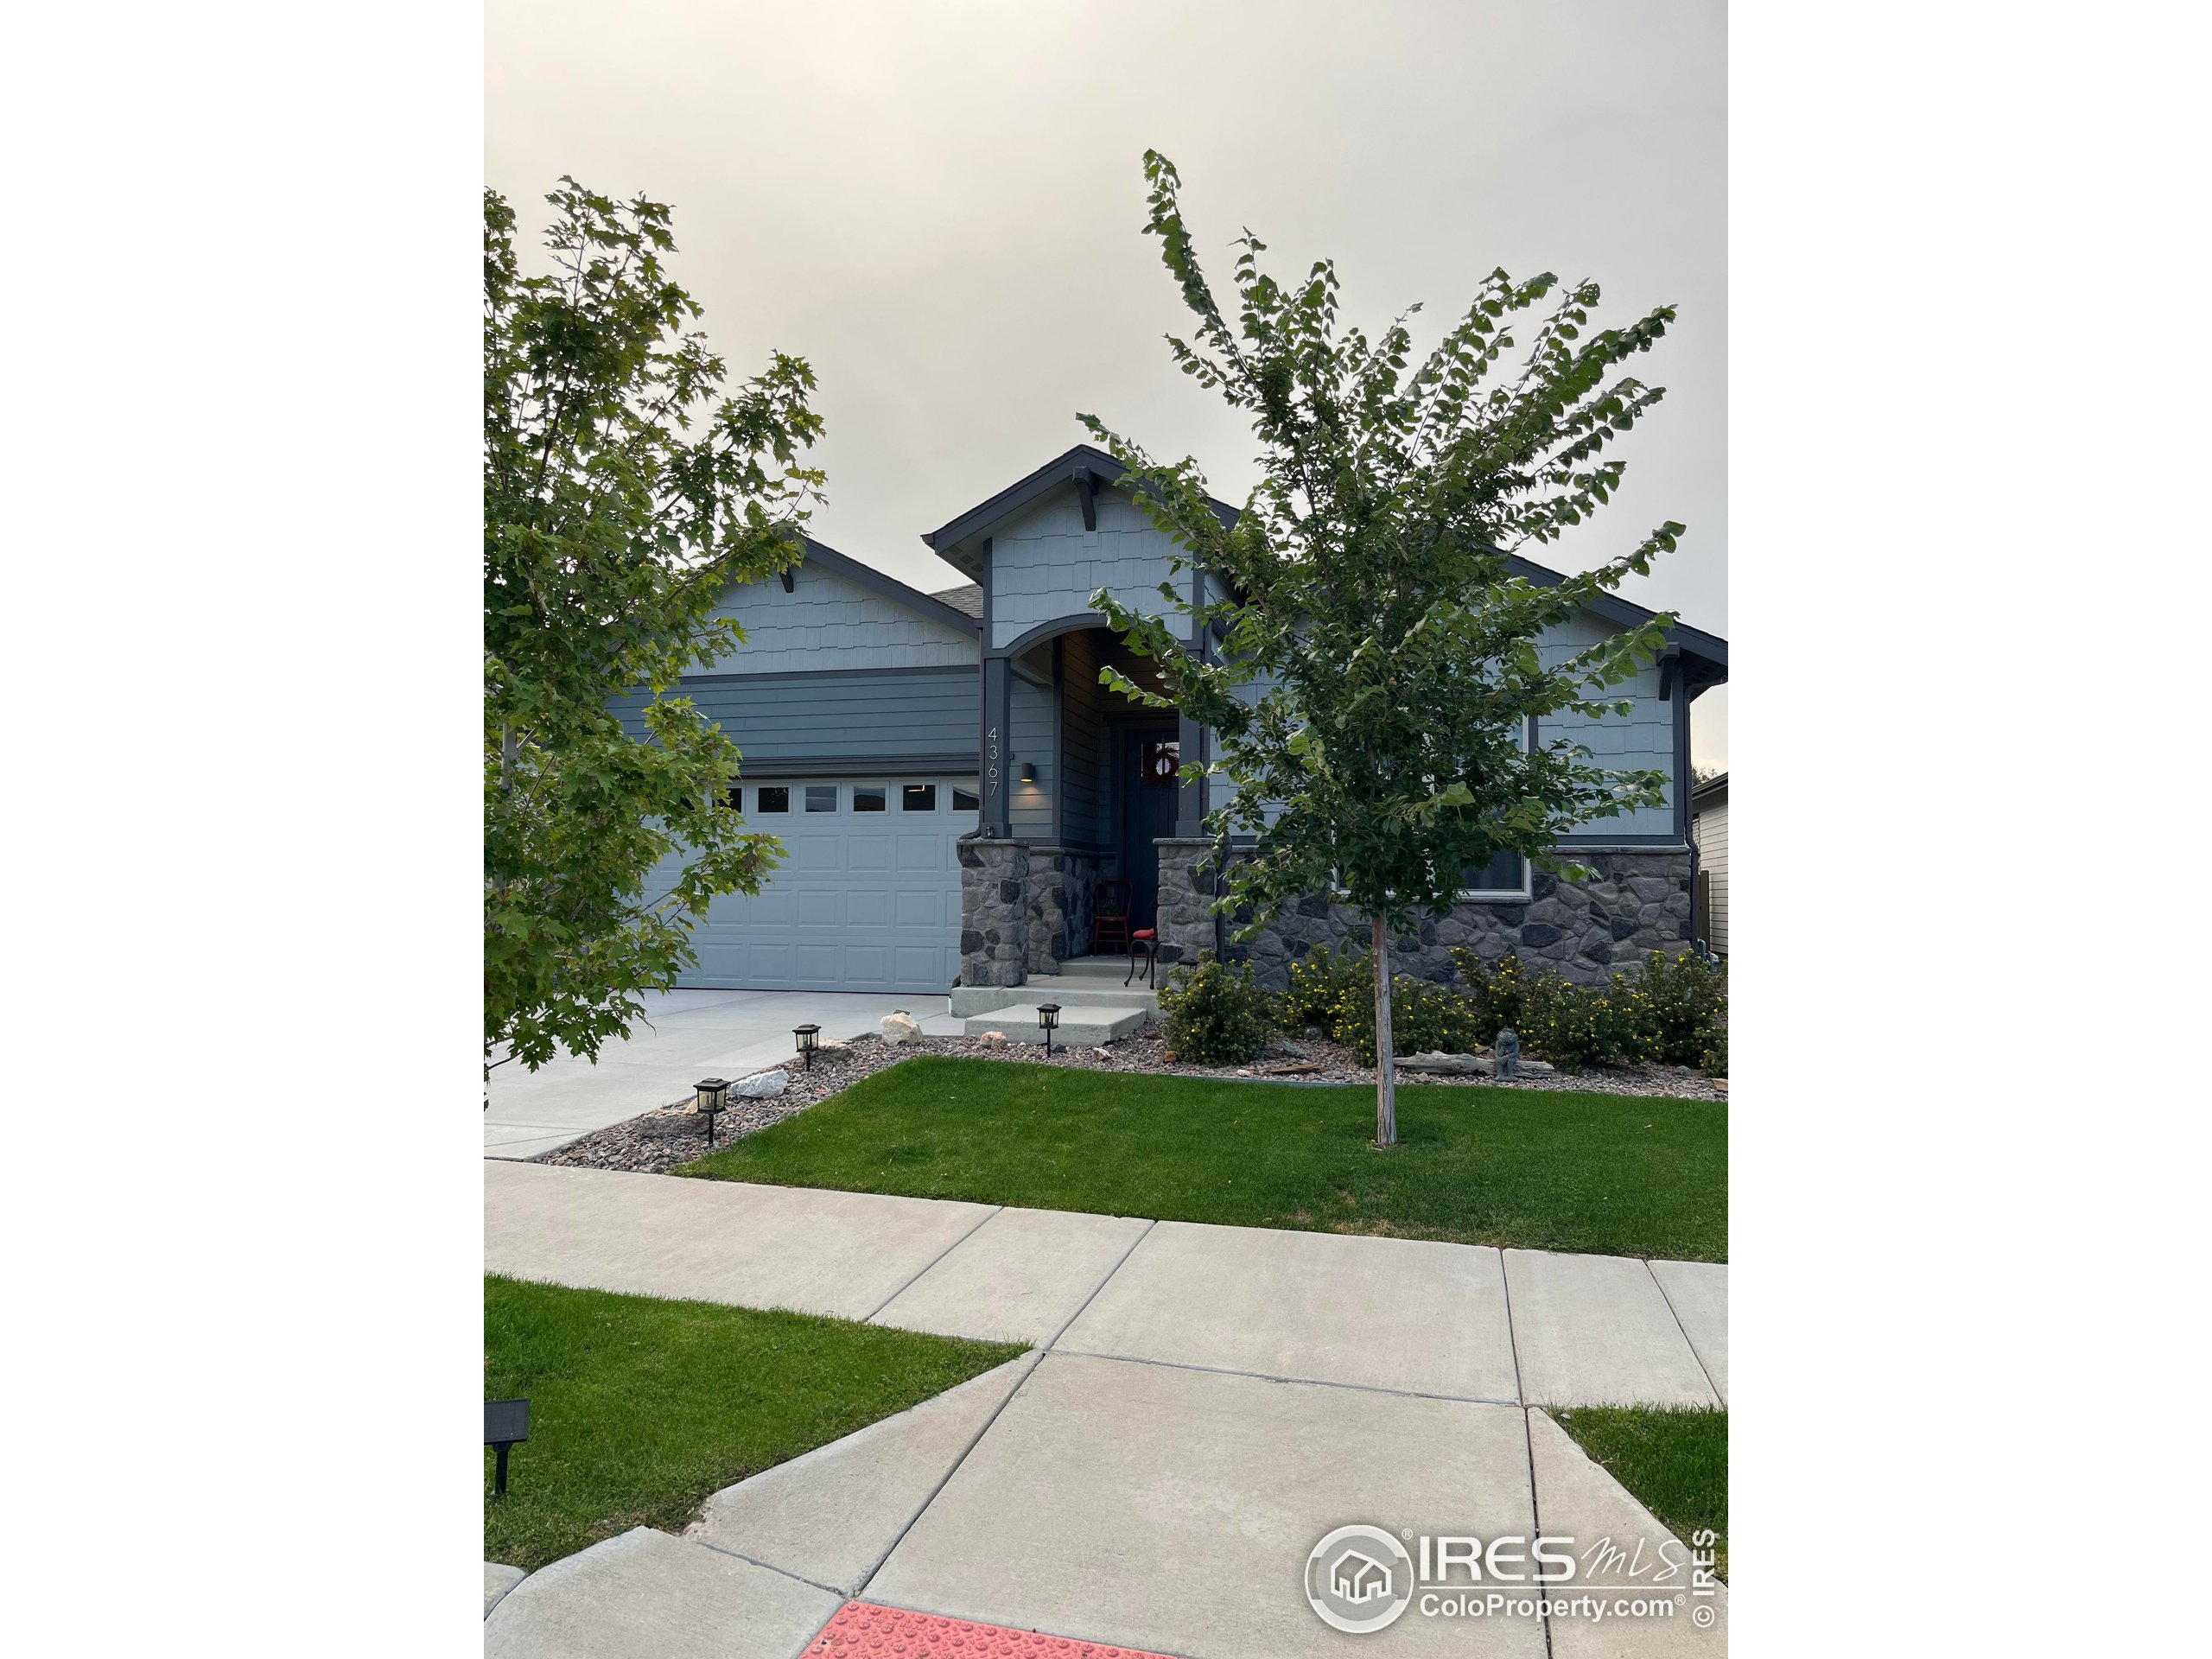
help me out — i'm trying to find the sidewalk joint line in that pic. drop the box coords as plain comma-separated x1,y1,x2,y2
686,1537,849,1599
861,1204,1007,1324
1499,1246,1528,1408
1521,1405,1556,1659
1501,1243,1556,1652
1048,1347,1522,1409
850,1348,1048,1598
1043,1218,1157,1352
1644,1258,1723,1406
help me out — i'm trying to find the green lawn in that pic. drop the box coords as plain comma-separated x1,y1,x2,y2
484,1276,1025,1569
1554,1406,1728,1580
679,1056,1726,1262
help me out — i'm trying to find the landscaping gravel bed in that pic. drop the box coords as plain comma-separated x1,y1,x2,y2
535,1025,1725,1175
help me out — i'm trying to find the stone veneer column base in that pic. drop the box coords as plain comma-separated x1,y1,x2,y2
1151,838,1224,969
1024,847,1104,976
956,838,1030,988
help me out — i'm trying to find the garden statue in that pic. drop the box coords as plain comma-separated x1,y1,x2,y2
1495,1028,1521,1081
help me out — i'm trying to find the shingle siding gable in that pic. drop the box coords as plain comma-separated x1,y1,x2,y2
706,563,980,673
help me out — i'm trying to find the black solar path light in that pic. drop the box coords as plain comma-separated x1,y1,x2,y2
485,1398,530,1498
794,1024,822,1070
1037,1003,1061,1055
694,1077,731,1147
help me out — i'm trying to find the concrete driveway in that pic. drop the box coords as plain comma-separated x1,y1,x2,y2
484,989,946,1160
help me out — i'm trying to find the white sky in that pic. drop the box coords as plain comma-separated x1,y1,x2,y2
488,0,1727,768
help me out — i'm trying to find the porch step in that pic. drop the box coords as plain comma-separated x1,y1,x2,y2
950,975,1160,1019
1051,955,1154,982
961,1002,1152,1046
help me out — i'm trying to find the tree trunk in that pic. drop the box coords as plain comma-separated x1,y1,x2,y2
1371,913,1397,1147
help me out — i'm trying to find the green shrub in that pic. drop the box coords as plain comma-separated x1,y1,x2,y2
1516,973,1637,1071
1615,949,1728,1067
1279,944,1369,1033
1337,975,1484,1065
1157,958,1272,1065
1452,948,1531,1036
1452,946,1728,1074
1698,1022,1726,1078
1281,945,1483,1064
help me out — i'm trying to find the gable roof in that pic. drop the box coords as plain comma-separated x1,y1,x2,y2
917,444,1724,684
1500,551,1728,686
919,442,1236,574
797,536,981,636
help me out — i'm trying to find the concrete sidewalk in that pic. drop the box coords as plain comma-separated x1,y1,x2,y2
485,989,945,1160
485,1161,1726,1408
483,1163,1729,1657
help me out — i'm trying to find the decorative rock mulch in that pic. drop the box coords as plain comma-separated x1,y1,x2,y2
535,1023,1726,1175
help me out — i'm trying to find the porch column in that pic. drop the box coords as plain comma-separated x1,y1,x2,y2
980,655,1012,837
1174,711,1207,836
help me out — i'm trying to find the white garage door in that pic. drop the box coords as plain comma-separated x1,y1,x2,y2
679,777,975,993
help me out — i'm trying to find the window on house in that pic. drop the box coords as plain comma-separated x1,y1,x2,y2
902,784,937,812
853,785,887,812
1460,847,1531,899
804,785,837,812
952,784,980,812
721,785,742,810
755,785,789,813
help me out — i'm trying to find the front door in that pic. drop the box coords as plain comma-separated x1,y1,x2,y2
1122,730,1181,930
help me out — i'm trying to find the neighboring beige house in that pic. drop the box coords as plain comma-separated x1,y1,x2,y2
1691,772,1729,957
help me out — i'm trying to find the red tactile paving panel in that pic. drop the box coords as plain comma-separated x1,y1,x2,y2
809,1599,1179,1657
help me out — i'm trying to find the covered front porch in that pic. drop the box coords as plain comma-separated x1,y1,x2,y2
959,622,1213,988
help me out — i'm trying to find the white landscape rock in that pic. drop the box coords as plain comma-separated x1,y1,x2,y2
734,1070,787,1099
880,1010,921,1045
1398,1051,1493,1076
977,1031,1007,1047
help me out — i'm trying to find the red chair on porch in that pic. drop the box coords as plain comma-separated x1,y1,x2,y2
1092,878,1135,957
1125,926,1158,988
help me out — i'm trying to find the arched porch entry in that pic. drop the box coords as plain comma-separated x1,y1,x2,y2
971,615,1198,976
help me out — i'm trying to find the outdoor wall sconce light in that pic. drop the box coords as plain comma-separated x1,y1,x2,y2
485,1397,530,1498
1019,761,1036,783
694,1077,730,1146
794,1024,822,1070
1037,1002,1061,1054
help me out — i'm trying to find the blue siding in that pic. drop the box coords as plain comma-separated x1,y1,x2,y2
1535,612,1677,840
1207,614,1678,842
1058,631,1110,848
1008,665,1055,838
615,669,977,766
988,487,1188,652
709,561,978,672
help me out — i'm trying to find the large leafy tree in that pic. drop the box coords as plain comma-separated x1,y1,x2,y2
485,180,823,1071
1086,152,1683,1145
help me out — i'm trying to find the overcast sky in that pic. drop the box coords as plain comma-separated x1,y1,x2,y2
488,0,1728,767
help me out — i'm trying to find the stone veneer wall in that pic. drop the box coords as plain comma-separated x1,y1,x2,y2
1025,848,1103,976
1153,838,1695,991
956,837,1030,988
1151,838,1222,970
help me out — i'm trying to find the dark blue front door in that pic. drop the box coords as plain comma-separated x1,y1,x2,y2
1122,730,1179,930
